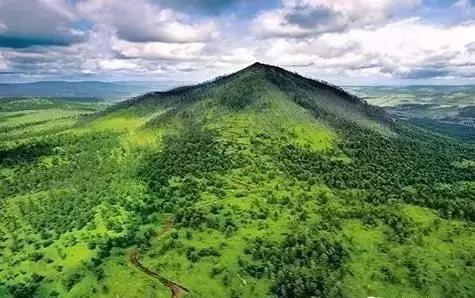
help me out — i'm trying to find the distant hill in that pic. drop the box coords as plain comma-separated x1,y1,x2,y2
0,80,179,100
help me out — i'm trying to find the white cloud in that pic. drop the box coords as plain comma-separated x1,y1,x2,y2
94,59,138,71
252,0,422,38
77,0,217,43
111,39,207,61
255,17,475,80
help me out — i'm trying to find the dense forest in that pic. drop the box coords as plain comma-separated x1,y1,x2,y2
0,64,473,297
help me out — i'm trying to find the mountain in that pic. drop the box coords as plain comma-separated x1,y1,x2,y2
0,63,474,298
0,80,178,100
112,62,393,127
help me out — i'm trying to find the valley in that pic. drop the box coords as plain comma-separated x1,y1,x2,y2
350,85,475,142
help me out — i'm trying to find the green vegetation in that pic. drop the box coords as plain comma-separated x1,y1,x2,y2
0,64,473,298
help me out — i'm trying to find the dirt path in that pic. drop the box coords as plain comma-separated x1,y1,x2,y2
129,216,189,298
129,251,189,298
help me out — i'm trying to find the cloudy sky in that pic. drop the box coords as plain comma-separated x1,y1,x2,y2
0,0,474,85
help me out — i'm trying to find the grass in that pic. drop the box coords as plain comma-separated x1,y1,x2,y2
0,109,88,127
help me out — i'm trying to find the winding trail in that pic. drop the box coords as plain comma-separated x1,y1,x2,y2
129,251,189,298
128,216,189,298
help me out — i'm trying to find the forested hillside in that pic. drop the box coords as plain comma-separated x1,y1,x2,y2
0,63,473,298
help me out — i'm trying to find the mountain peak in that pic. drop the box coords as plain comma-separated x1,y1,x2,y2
248,62,268,68
244,62,286,73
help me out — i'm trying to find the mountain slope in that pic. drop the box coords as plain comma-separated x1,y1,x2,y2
0,63,474,298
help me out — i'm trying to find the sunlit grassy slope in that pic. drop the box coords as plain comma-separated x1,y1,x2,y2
0,64,474,298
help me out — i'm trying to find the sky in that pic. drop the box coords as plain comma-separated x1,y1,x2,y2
0,0,474,85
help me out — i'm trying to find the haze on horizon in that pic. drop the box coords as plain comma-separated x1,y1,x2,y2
0,0,475,85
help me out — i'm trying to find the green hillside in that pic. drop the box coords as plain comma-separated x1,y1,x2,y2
0,63,474,298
